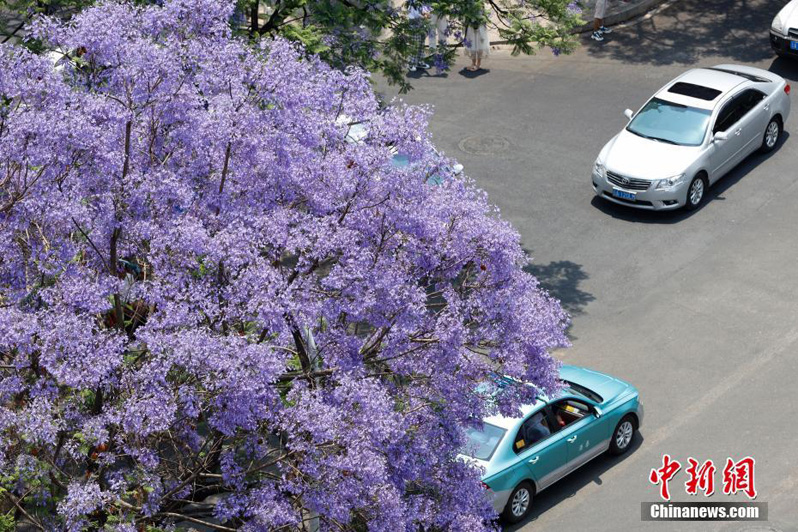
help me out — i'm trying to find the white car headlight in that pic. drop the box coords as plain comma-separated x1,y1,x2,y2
593,161,606,178
655,173,685,190
772,13,785,36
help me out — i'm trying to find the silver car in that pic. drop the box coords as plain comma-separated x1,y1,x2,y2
592,65,791,211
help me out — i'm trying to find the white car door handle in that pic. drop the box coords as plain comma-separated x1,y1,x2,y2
528,456,539,464
567,435,578,443
764,104,770,111
734,128,742,136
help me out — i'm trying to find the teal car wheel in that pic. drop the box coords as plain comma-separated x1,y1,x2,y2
609,415,636,456
502,481,534,524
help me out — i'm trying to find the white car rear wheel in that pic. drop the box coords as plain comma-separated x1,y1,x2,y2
760,117,781,153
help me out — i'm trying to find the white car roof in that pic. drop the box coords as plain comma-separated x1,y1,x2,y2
679,68,745,93
655,68,747,110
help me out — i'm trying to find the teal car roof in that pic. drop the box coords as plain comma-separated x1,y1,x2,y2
482,365,634,430
483,399,547,431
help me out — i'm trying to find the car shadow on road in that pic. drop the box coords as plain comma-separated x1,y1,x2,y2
503,433,645,531
769,56,798,82
590,131,790,223
585,0,777,66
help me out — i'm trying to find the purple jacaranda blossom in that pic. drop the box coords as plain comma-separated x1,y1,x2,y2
433,52,449,74
57,482,108,531
567,1,583,15
0,0,569,528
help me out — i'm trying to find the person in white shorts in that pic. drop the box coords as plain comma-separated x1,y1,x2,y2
591,0,620,41
427,11,448,50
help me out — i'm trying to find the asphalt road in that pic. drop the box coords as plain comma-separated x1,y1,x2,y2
380,0,798,531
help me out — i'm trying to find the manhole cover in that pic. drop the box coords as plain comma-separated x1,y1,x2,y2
458,135,512,155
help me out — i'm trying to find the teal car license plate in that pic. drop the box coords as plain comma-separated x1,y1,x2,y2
791,41,798,50
612,188,636,201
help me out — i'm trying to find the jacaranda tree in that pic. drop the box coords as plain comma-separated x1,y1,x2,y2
0,0,569,529
3,0,585,93
245,0,584,92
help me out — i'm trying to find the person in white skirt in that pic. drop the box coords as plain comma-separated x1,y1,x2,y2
465,23,489,71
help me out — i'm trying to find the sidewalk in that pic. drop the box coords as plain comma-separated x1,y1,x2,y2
2,0,673,48
0,9,27,45
485,0,673,45
572,0,671,32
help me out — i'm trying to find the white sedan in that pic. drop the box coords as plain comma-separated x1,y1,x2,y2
592,65,791,211
771,0,798,58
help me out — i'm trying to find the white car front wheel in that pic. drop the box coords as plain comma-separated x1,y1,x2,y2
684,174,708,211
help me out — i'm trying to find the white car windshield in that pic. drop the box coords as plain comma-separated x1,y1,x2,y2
627,98,712,147
462,423,506,461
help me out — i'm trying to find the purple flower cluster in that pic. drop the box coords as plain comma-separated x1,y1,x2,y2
0,0,569,528
57,482,108,531
433,52,450,74
567,1,583,15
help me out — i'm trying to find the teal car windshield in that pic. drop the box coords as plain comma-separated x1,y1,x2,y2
463,423,506,461
626,98,711,146
563,380,603,403
391,153,448,185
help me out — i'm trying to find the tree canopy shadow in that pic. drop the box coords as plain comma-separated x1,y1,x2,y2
585,0,780,66
523,258,595,318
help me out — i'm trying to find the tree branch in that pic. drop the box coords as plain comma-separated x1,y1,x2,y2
71,217,110,272
1,15,30,44
257,0,284,34
275,368,336,383
215,142,232,216
155,512,237,532
3,491,44,530
110,228,124,333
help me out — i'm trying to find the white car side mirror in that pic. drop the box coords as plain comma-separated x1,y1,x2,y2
623,109,634,120
713,131,729,142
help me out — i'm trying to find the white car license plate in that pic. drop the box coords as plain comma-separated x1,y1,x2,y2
612,188,636,201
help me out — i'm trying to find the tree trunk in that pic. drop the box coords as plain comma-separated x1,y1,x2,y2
250,1,259,34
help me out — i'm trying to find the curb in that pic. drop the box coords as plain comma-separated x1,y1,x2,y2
487,0,670,45
573,0,670,33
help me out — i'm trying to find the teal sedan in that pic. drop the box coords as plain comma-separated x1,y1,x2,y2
343,119,463,185
462,365,644,524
